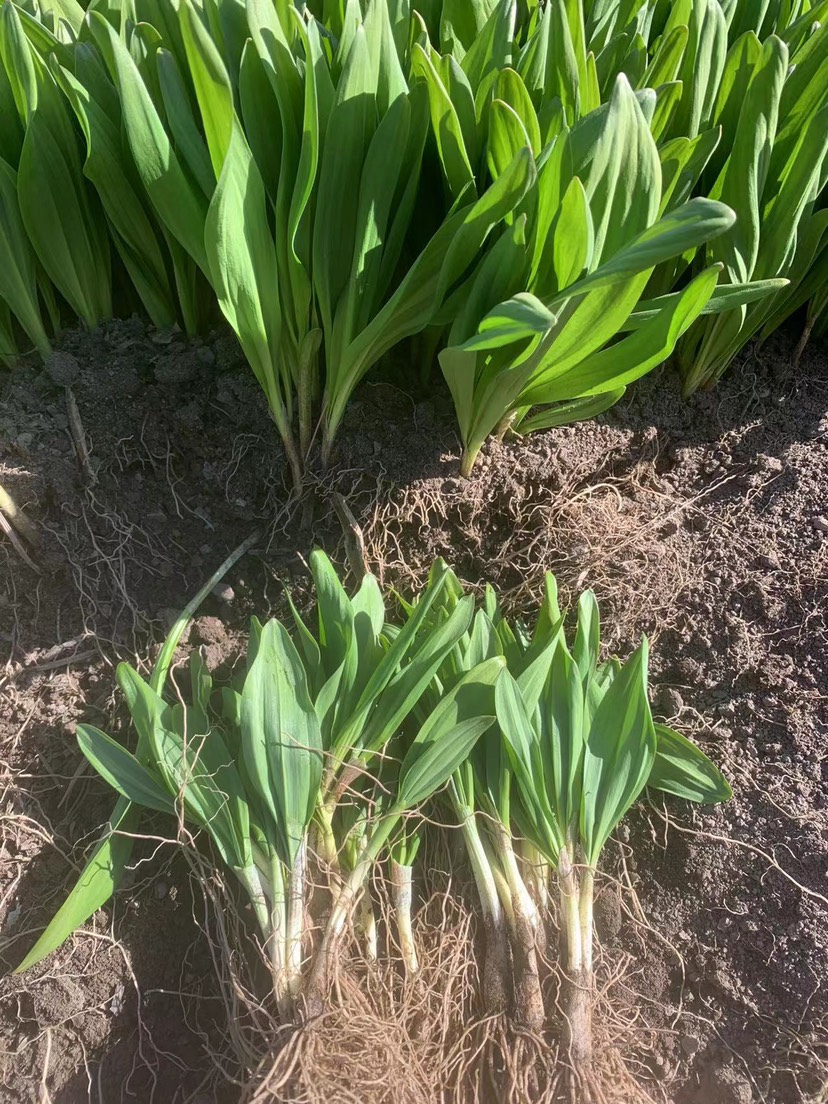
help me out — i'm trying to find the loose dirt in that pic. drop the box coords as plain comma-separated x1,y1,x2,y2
0,318,825,1103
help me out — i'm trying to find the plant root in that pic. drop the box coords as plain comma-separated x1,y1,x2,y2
509,909,546,1033
551,1048,658,1104
481,914,512,1017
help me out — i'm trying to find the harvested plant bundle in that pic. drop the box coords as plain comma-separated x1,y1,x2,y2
17,552,506,1022
402,559,731,1062
495,584,731,1084
17,549,730,1099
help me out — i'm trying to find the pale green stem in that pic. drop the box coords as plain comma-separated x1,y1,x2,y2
297,363,314,460
305,815,399,1014
558,845,583,975
270,404,303,494
481,829,515,926
455,801,511,1014
286,840,307,998
357,889,378,962
459,443,481,479
238,864,272,944
457,803,504,928
519,839,550,910
493,823,539,932
251,843,274,899
269,853,291,1019
315,803,340,873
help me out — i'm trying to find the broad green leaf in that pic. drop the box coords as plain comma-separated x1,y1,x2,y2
461,292,555,353
539,636,585,833
487,98,531,183
572,590,600,686
310,549,355,677
544,174,593,297
241,618,323,864
89,12,208,272
495,667,562,861
312,25,378,340
51,53,178,329
0,157,50,355
77,725,174,815
14,802,139,971
356,595,476,755
460,0,515,92
395,657,505,810
412,43,475,198
712,35,787,282
517,388,625,433
626,277,789,328
649,723,732,803
156,47,215,199
494,67,541,155
440,0,497,60
523,265,720,405
578,74,661,268
549,198,735,306
580,639,657,866
642,23,689,87
673,0,728,139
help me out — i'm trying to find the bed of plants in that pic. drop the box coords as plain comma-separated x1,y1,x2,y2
1,0,826,483
1,1,826,1102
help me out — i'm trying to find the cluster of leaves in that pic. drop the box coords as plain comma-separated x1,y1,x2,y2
18,551,730,1053
421,0,828,469
402,561,730,1038
0,0,825,481
17,553,504,1010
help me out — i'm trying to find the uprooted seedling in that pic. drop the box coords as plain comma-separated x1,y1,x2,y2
17,552,730,1100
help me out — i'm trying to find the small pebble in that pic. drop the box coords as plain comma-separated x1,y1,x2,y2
812,515,828,534
212,582,235,603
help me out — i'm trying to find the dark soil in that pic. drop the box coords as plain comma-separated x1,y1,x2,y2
0,317,826,1104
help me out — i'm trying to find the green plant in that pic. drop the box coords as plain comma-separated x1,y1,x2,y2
1,0,825,466
676,26,828,393
0,2,112,332
17,542,732,1098
416,0,824,452
495,584,731,1079
15,532,261,973
19,550,504,1022
437,73,738,474
400,563,552,1027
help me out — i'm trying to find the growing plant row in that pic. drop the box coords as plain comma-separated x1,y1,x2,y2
17,553,730,1077
0,0,826,482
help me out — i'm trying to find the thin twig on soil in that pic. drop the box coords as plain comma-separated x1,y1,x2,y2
65,387,97,486
332,491,369,581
